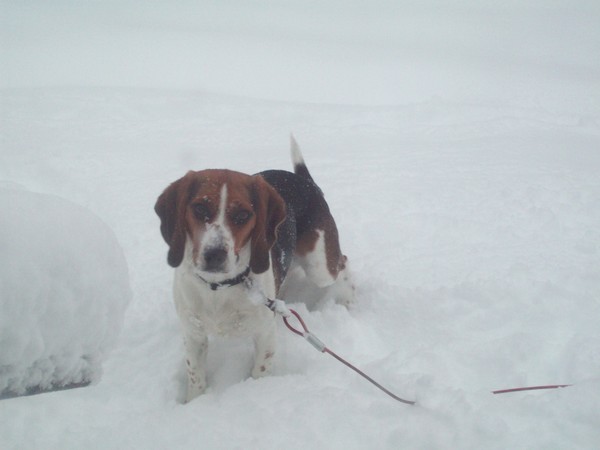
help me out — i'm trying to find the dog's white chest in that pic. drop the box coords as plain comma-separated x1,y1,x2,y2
191,296,251,336
174,272,270,337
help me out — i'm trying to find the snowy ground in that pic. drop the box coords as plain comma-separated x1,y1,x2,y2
2,1,600,449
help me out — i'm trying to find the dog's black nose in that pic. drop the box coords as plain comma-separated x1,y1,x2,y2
203,247,228,271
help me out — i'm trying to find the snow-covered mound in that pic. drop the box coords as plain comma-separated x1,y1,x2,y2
0,187,131,397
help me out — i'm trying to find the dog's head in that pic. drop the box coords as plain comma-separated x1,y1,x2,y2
154,170,286,281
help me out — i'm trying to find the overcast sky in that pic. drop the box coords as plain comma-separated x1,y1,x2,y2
2,1,599,106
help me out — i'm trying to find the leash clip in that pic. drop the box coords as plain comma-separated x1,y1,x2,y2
265,298,292,318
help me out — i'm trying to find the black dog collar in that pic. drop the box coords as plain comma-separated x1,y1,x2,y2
197,267,251,291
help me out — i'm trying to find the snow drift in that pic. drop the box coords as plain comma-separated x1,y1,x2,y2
0,187,131,397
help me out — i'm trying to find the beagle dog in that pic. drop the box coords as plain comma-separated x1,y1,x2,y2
155,138,353,402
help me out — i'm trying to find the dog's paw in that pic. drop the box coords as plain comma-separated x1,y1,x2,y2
184,386,206,403
251,351,274,379
184,372,207,403
333,258,356,309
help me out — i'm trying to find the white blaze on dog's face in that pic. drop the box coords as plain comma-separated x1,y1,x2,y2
186,177,256,282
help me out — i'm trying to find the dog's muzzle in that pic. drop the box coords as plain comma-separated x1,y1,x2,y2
202,246,228,272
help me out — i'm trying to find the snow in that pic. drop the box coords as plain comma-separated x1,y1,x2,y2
0,187,131,397
1,1,600,449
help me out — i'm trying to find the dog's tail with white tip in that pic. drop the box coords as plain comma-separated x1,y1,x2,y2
290,134,315,183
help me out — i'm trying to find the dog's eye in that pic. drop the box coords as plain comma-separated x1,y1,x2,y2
231,209,252,225
192,204,211,222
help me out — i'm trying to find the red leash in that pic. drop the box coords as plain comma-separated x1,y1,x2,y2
282,308,416,405
280,307,573,405
492,384,571,394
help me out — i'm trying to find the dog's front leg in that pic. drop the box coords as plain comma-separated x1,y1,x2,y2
251,316,276,379
183,332,208,402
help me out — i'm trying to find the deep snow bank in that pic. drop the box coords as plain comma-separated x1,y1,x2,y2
0,87,599,449
0,187,131,397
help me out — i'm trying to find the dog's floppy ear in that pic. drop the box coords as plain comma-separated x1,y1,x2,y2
154,172,197,267
249,175,286,274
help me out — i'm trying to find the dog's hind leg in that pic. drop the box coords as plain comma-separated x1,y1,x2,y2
297,227,356,307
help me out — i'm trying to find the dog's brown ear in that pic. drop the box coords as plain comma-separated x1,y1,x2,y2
154,172,197,267
249,175,286,274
